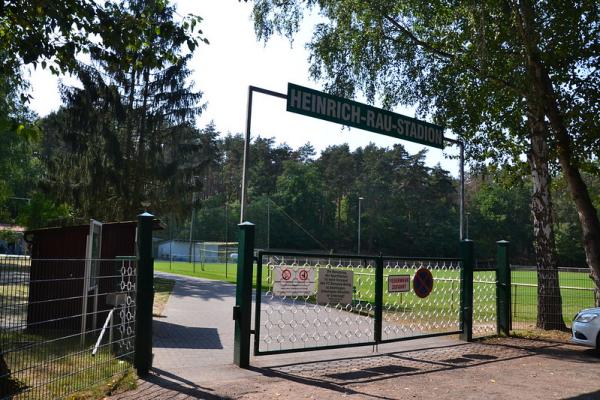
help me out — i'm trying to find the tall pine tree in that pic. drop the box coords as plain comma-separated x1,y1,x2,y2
42,0,211,221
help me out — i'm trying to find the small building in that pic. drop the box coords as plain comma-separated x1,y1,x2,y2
24,219,162,333
0,224,27,255
157,240,237,263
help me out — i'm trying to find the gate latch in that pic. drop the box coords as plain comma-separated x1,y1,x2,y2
232,305,240,321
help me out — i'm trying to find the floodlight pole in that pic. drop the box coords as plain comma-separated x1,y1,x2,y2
240,86,287,223
460,141,465,240
189,191,196,266
466,212,470,239
358,196,364,254
267,197,271,249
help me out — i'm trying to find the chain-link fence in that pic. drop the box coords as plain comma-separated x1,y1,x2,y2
381,258,462,340
511,265,598,331
1,256,136,399
256,255,377,354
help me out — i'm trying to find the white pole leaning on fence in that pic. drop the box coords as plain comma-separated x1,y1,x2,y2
92,308,115,356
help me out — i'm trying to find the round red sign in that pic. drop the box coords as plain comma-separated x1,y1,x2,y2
298,269,309,281
281,269,292,281
413,267,434,298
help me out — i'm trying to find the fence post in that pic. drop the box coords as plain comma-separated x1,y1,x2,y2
496,240,511,336
233,222,255,368
134,212,154,376
460,239,474,342
374,255,384,343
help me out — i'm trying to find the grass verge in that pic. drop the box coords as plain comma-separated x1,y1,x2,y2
511,328,572,342
153,277,175,317
3,330,136,399
65,368,137,400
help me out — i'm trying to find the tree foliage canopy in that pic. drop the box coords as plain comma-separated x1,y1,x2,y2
39,0,210,221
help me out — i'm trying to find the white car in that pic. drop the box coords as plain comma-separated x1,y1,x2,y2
572,307,600,353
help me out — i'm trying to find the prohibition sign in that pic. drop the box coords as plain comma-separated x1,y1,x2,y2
281,269,292,281
413,267,434,298
298,269,309,281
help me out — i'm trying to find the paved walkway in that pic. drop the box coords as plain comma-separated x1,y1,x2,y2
109,271,464,399
108,272,600,400
111,272,257,399
151,272,243,382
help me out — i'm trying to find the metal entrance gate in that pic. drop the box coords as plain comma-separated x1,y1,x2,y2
233,225,507,367
253,251,464,356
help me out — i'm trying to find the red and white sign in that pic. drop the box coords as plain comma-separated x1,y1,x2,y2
273,266,315,297
388,275,411,293
281,268,292,281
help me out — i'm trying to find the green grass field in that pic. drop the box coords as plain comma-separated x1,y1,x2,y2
155,260,597,328
155,260,268,287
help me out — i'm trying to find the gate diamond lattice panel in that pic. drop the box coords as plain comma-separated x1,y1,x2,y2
257,256,376,353
382,258,462,341
116,258,137,355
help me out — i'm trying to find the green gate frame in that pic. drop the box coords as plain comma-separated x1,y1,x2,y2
233,223,477,367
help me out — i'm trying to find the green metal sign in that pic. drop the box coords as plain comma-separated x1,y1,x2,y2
287,83,445,149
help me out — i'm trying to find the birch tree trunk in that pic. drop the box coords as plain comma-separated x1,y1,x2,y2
527,106,566,330
515,0,600,307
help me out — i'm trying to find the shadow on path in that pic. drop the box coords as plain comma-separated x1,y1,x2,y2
154,320,223,350
111,367,231,400
159,273,236,302
564,389,600,400
248,338,599,399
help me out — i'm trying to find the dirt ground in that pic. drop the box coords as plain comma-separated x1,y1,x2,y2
113,337,600,400
214,338,600,400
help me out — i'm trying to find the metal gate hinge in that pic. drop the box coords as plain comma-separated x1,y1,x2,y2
232,305,241,321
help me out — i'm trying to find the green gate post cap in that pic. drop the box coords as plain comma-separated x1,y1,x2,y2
497,240,510,244
139,212,154,218
239,221,255,227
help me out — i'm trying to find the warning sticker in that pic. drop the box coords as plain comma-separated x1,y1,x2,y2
317,268,354,305
273,266,315,297
388,275,410,293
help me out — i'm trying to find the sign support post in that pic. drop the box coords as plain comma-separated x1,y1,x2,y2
240,87,287,222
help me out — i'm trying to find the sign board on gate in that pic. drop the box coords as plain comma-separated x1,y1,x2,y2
273,266,315,297
287,83,445,149
317,268,354,305
388,275,410,293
